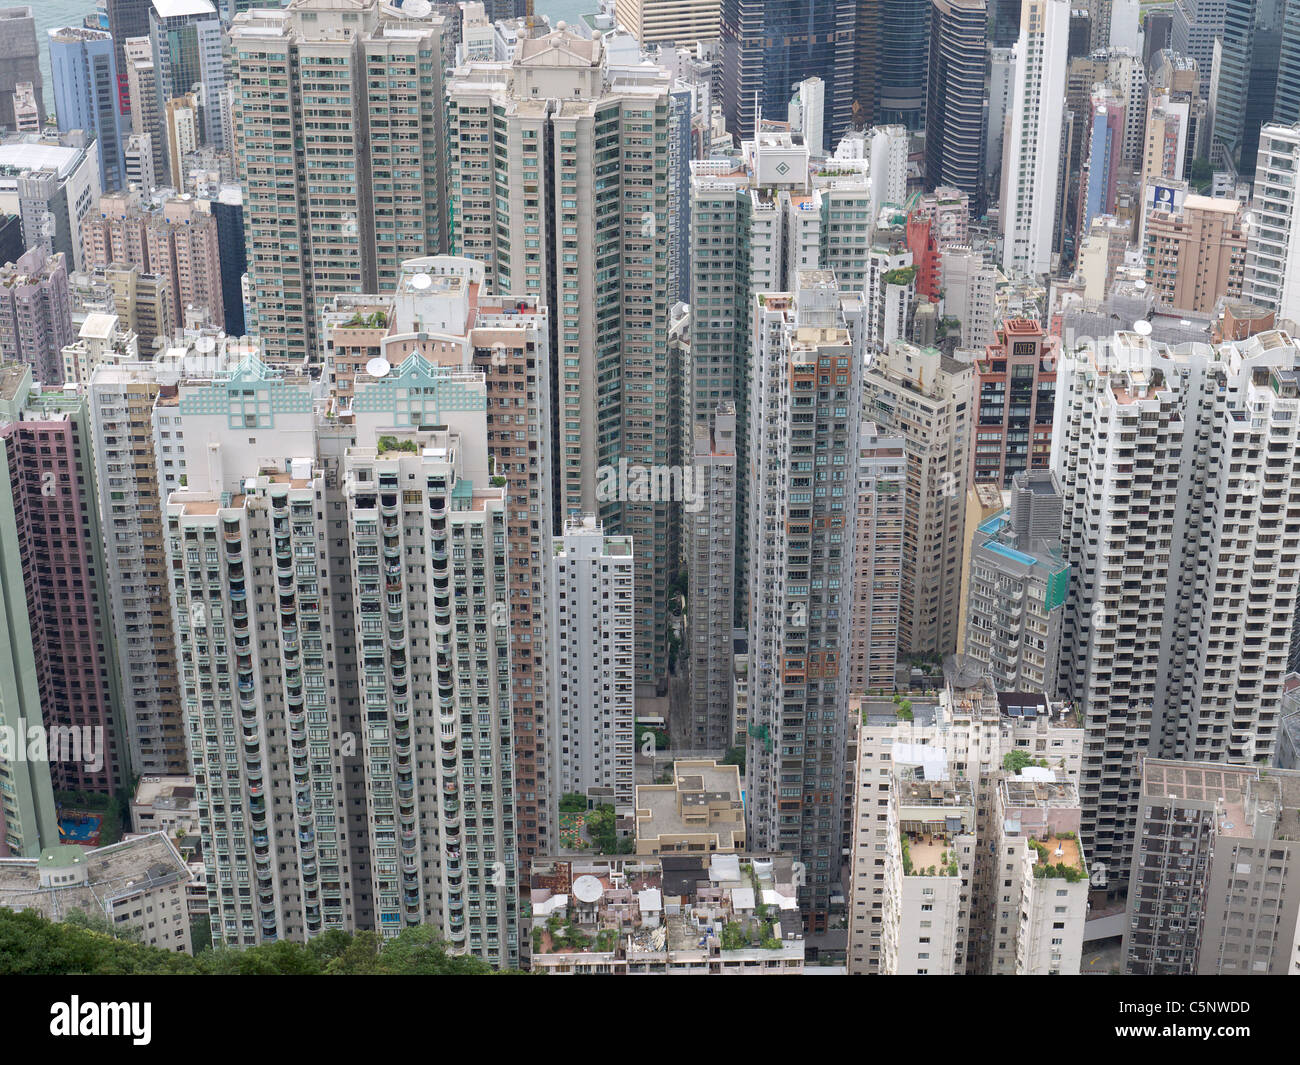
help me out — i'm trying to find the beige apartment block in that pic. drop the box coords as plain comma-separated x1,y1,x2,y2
1143,194,1246,315
634,761,745,855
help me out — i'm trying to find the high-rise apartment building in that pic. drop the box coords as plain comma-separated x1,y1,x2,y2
925,0,987,211
344,363,520,965
718,0,856,152
1244,123,1300,325
686,403,737,751
1053,330,1300,892
0,247,73,386
860,340,973,655
230,0,449,363
745,270,860,932
0,364,125,796
1001,0,1070,277
81,189,225,332
48,28,127,195
0,8,42,134
962,471,1069,695
550,516,635,816
447,28,673,691
320,256,556,861
971,318,1058,488
688,133,871,627
1124,758,1300,974
848,422,905,693
88,355,189,777
1143,193,1246,314
987,770,1089,974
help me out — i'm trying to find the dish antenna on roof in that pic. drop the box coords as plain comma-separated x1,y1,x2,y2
365,356,391,378
1133,319,1152,337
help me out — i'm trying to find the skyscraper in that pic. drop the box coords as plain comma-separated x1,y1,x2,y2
106,0,153,114
550,516,636,816
0,8,42,133
447,27,674,692
0,247,73,385
1243,123,1300,324
925,0,987,211
1001,0,1070,277
229,0,448,364
719,0,856,152
48,28,127,193
877,0,932,130
149,0,226,162
1053,330,1300,893
746,270,860,931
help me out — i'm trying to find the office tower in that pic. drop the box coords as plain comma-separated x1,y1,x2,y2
876,0,931,130
321,257,557,862
209,185,247,336
788,77,826,160
81,189,225,331
990,0,1023,45
1054,330,1300,893
1001,0,1070,277
848,423,905,693
853,0,880,129
1144,8,1173,57
962,471,1068,694
162,93,198,190
87,356,189,776
1278,3,1300,127
925,0,987,211
149,0,226,161
550,516,635,816
1078,91,1125,235
0,248,73,385
166,357,361,947
0,366,125,796
985,47,1015,204
48,28,128,195
1243,124,1300,325
230,0,449,364
615,0,721,45
123,38,165,186
1143,194,1246,314
686,403,737,751
939,246,997,348
718,0,856,152
124,134,155,190
1171,0,1225,97
447,28,673,692
746,271,860,932
10,83,37,135
0,8,41,133
107,0,154,111
861,340,973,655
988,770,1089,973
1124,759,1300,974
1209,0,1283,174
1068,7,1092,55
971,319,1057,487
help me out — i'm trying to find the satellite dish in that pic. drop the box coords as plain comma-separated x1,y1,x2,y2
1133,320,1152,336
409,272,432,291
1133,279,1146,290
572,875,603,904
365,357,391,378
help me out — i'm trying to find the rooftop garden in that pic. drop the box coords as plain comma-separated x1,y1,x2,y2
344,310,388,329
901,835,960,877
1002,750,1050,774
1028,833,1086,881
376,435,418,455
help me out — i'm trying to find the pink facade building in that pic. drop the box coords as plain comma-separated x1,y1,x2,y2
0,364,123,796
0,246,72,385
